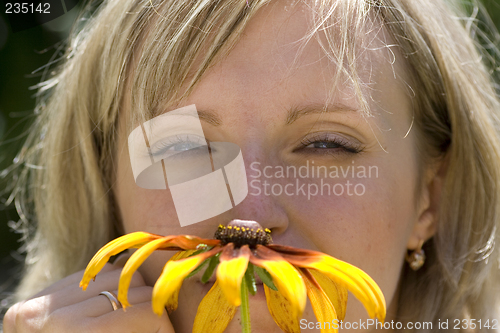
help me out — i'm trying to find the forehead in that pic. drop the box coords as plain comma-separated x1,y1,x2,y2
126,0,412,136
175,1,409,123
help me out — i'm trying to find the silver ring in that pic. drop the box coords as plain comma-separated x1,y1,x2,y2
99,291,122,311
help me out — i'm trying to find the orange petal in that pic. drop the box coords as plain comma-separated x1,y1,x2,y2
170,249,198,261
152,247,222,316
79,232,161,290
216,244,251,306
161,236,220,250
272,246,385,322
264,284,301,333
192,281,237,333
308,269,347,321
301,269,338,333
118,238,174,308
251,246,306,320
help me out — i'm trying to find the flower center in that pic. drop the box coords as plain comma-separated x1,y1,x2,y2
214,219,272,248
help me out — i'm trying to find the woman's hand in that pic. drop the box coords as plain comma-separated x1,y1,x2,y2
3,255,174,333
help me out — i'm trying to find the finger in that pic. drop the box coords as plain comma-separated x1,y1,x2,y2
112,252,132,268
2,303,19,333
43,268,145,313
30,263,119,299
84,301,174,333
79,286,153,317
42,298,174,333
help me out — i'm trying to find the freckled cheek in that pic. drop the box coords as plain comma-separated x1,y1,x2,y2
119,185,180,233
333,178,413,265
283,177,408,250
287,177,412,284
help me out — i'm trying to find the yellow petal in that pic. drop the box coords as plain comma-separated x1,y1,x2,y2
161,249,211,312
216,244,250,306
309,269,347,321
80,232,161,290
311,257,384,321
277,248,385,322
251,246,306,320
152,247,222,316
264,285,301,333
156,250,198,312
118,238,172,308
301,270,338,333
192,281,237,333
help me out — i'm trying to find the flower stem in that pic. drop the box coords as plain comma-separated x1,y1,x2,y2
240,275,251,333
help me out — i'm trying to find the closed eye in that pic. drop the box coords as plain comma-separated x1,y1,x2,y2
295,133,364,155
150,134,208,157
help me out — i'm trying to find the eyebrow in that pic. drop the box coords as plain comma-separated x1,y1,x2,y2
155,102,358,126
155,107,222,126
194,109,222,126
285,102,360,124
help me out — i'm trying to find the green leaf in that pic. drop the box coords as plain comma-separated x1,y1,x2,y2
255,266,278,291
245,264,257,296
201,253,220,284
187,246,211,258
183,247,213,278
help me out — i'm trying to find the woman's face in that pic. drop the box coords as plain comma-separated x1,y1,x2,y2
115,2,429,332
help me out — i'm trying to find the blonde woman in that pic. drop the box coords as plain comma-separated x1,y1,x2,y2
3,0,500,332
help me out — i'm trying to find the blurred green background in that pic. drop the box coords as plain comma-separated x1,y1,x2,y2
0,1,84,310
0,0,499,310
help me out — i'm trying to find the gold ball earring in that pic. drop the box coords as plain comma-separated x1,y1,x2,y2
405,239,426,271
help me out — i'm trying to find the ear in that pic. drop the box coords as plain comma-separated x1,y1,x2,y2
407,153,449,250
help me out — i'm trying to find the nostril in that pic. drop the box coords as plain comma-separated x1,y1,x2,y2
214,219,272,248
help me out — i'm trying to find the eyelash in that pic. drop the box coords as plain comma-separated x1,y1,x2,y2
150,134,362,157
150,135,208,156
297,133,364,155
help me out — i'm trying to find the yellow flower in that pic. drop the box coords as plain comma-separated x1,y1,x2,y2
80,220,386,333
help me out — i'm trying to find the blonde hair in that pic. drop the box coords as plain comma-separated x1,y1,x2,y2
5,0,500,331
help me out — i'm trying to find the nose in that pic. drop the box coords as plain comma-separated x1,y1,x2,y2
225,158,290,236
